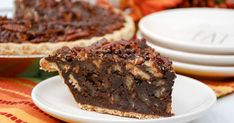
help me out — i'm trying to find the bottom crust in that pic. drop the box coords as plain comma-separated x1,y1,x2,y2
78,103,161,119
40,58,58,72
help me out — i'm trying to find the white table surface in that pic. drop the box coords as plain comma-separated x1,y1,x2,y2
1,1,234,123
191,94,234,123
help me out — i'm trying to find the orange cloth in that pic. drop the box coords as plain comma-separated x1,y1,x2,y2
120,0,182,21
0,77,63,123
202,79,234,98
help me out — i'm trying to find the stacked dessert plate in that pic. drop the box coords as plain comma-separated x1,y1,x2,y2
138,8,234,78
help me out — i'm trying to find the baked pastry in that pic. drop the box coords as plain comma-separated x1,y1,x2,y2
40,38,176,119
0,0,134,55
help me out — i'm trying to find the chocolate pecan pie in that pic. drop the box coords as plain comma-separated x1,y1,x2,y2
0,0,134,55
40,38,176,119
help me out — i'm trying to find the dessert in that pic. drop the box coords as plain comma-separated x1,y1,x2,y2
40,38,176,119
0,0,134,55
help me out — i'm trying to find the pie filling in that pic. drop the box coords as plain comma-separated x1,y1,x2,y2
0,0,125,43
43,39,176,118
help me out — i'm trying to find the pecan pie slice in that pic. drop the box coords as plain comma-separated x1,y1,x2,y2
0,0,134,55
40,38,176,119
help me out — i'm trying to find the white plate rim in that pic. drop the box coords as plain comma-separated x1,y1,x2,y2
139,8,234,54
173,61,234,77
137,31,234,66
32,75,217,123
136,32,234,77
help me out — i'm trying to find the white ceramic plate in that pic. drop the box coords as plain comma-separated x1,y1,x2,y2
139,8,234,55
173,61,234,78
136,31,234,66
32,75,216,123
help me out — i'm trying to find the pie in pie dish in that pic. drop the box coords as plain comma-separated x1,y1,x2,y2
40,38,176,119
0,0,135,55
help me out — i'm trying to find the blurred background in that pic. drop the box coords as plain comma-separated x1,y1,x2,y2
1,0,234,20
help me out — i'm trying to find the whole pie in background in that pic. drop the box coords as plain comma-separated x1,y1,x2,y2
0,0,135,55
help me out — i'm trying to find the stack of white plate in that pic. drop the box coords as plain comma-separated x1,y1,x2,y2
138,8,234,78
